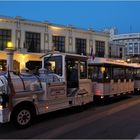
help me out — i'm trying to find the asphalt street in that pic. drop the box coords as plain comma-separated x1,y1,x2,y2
0,95,140,139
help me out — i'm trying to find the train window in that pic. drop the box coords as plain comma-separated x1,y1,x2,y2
113,67,121,80
133,68,140,79
88,66,98,81
26,61,42,75
44,56,62,76
133,69,137,76
80,61,87,79
113,67,125,81
98,67,104,80
88,66,111,82
99,67,111,82
102,67,111,81
126,68,133,79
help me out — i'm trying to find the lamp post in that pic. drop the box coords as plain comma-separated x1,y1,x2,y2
5,41,15,71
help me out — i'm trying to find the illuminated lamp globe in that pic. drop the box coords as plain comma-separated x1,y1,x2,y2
7,41,13,49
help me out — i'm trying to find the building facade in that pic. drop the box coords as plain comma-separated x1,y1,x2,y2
0,15,109,71
109,41,125,59
105,28,140,60
103,27,125,59
113,33,140,57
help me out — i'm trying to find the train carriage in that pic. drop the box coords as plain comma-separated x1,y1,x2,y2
88,57,134,99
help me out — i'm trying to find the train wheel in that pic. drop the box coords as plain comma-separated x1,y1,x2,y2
12,106,35,129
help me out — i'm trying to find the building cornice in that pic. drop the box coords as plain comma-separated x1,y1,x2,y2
113,33,140,40
0,15,109,37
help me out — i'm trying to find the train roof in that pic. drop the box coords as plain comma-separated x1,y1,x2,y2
88,57,131,67
41,51,88,61
127,63,140,68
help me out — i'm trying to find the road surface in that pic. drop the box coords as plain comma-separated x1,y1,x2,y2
0,95,140,139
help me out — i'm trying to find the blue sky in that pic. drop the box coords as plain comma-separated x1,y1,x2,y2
0,1,140,34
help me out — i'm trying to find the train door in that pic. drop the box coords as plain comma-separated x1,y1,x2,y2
43,55,66,100
66,58,79,95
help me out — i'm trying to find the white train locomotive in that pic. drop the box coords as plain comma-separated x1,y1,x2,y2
0,52,93,128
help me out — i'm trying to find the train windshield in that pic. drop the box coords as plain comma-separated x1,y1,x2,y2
44,55,62,76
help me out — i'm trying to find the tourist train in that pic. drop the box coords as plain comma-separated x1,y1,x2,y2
0,49,138,129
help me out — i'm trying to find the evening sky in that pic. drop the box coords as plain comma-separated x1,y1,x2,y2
0,1,139,34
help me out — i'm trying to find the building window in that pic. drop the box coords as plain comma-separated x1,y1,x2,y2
120,53,122,58
134,43,138,54
52,36,65,52
0,29,11,50
128,43,133,54
75,38,86,55
25,32,41,53
95,40,105,57
139,43,140,53
109,46,111,58
119,48,122,58
124,46,128,55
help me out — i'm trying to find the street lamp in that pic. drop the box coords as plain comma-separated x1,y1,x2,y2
5,41,15,71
